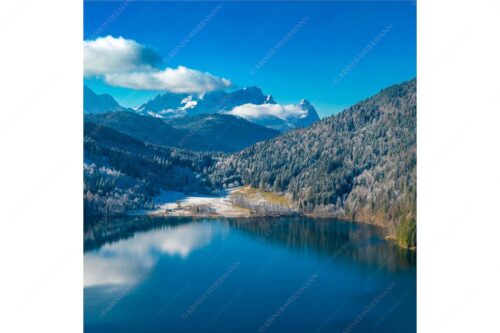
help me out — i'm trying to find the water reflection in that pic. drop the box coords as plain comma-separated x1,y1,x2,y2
85,216,198,252
225,217,416,270
84,221,225,287
85,216,415,285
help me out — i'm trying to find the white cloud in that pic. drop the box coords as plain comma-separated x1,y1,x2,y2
103,66,232,94
227,103,307,121
84,36,232,93
84,36,159,76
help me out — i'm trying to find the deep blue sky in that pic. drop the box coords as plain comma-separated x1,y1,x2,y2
84,1,416,117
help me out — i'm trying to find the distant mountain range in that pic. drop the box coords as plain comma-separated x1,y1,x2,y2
85,111,280,153
136,86,272,117
84,85,320,132
84,86,127,114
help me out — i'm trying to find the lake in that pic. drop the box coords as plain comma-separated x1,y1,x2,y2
84,216,416,333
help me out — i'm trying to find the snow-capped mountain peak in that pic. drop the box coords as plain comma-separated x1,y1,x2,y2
264,94,276,104
132,86,320,131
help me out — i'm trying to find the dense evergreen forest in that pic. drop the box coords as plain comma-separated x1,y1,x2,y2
84,79,416,247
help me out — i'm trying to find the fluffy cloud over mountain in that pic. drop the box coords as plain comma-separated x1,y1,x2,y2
227,103,308,120
224,100,320,131
84,36,231,93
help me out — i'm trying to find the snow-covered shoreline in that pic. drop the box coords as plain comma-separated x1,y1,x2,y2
148,187,254,217
146,186,297,218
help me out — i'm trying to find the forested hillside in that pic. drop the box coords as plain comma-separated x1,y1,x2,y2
209,79,416,246
85,112,184,147
84,123,218,216
85,112,279,153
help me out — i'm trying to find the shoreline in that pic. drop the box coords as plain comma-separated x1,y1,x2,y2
125,188,416,250
148,186,297,218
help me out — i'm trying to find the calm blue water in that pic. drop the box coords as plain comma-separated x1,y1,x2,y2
84,217,416,333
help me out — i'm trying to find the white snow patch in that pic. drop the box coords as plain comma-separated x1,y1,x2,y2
150,188,247,217
180,95,198,110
